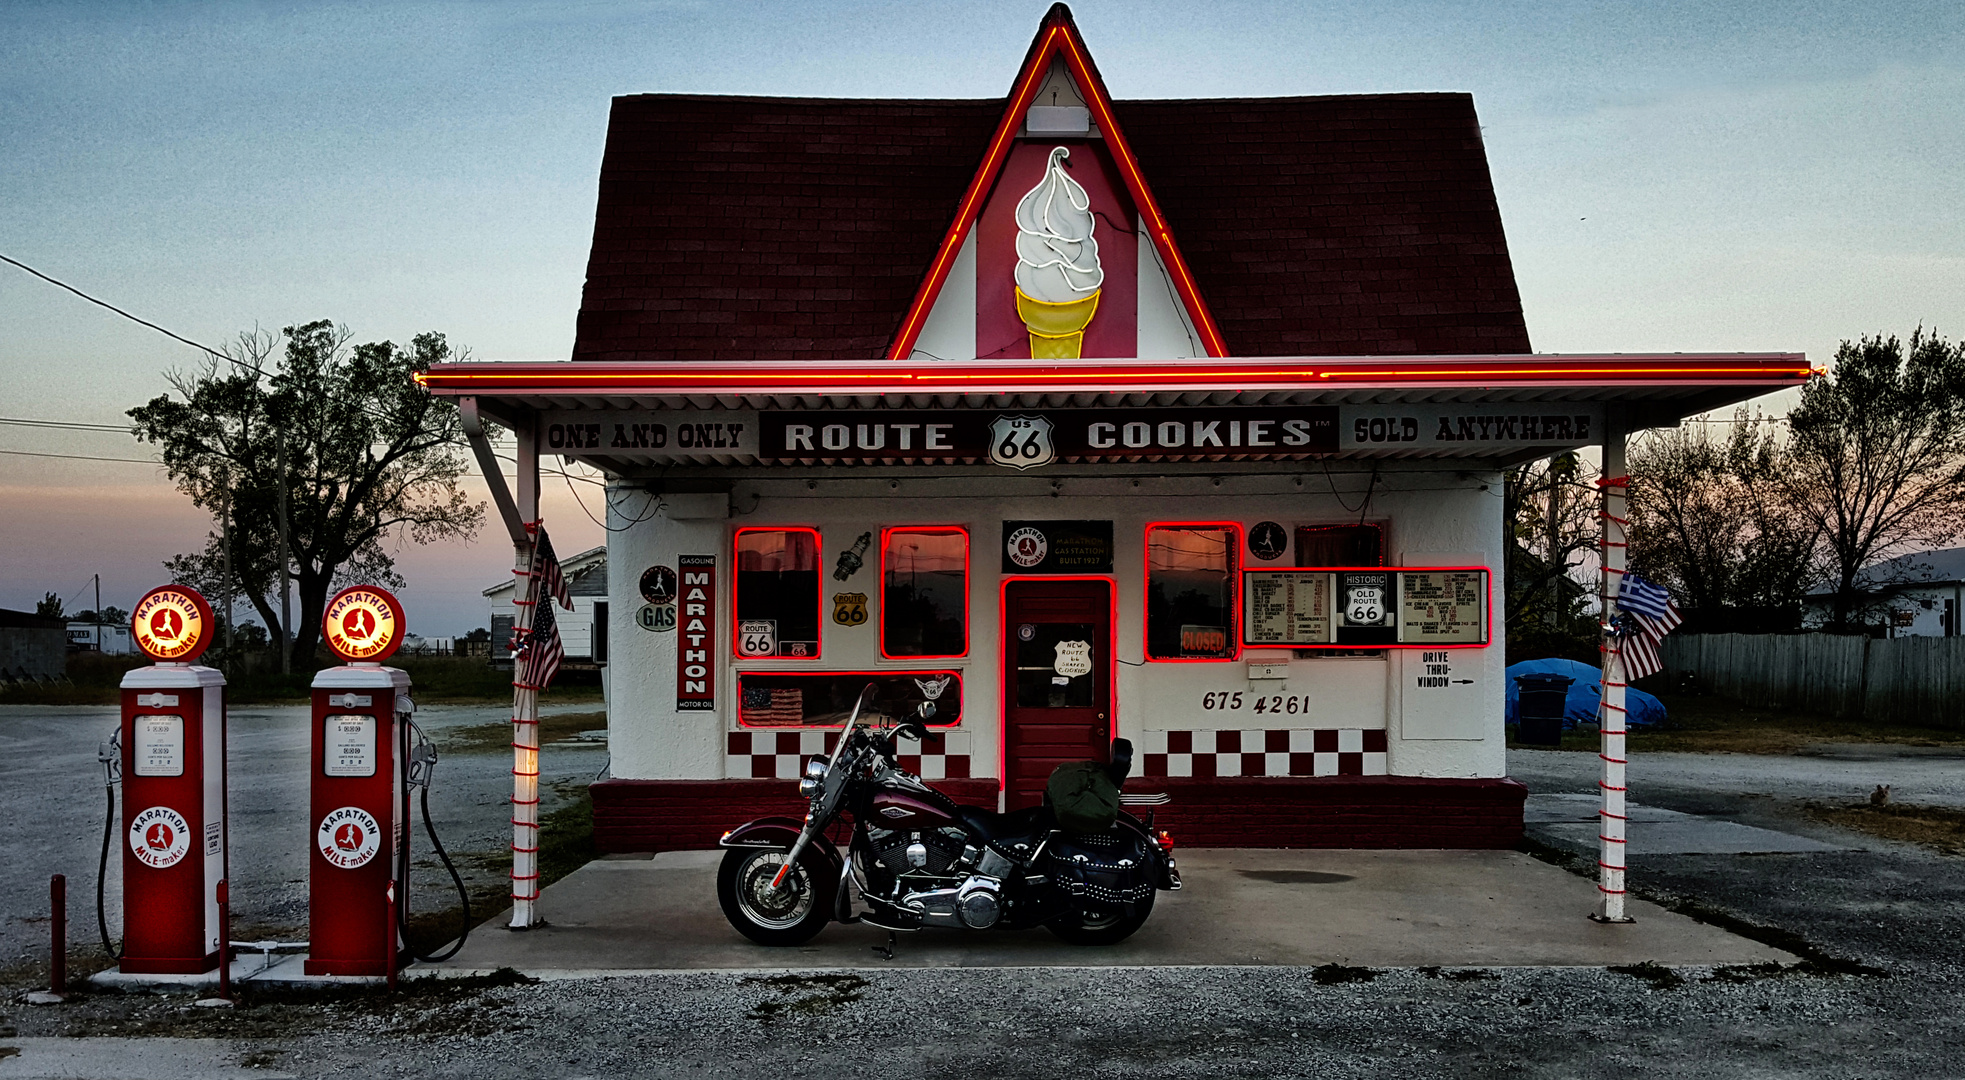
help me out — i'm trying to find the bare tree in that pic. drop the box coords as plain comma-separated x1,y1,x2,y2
1629,411,1823,630
1504,451,1600,660
1786,330,1965,631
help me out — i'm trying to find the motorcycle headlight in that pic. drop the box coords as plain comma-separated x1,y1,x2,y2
803,757,829,780
798,776,820,798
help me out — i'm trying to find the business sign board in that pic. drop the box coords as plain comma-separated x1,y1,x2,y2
539,403,1600,467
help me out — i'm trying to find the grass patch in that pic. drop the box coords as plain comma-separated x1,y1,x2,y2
1309,963,1377,985
1806,801,1965,855
744,973,868,1021
0,653,602,706
406,780,595,953
437,711,605,754
1508,691,1965,756
1608,961,1686,989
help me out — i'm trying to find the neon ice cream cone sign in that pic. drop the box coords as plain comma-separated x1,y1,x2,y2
1014,146,1104,359
322,585,405,662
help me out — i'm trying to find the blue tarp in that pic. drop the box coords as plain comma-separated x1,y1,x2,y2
1505,658,1665,729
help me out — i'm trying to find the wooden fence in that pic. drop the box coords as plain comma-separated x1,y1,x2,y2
1659,633,1965,729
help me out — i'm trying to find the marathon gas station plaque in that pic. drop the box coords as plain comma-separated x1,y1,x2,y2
1001,520,1113,574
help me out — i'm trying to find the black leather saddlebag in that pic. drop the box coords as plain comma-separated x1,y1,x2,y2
1044,829,1156,907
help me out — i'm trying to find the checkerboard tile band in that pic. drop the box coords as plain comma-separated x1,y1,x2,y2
1137,729,1389,778
725,729,974,781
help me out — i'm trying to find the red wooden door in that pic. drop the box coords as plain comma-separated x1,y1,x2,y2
1002,579,1112,810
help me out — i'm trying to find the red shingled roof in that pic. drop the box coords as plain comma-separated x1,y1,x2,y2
573,92,1529,362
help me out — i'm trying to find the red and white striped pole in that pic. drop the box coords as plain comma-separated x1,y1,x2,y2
1595,412,1634,923
508,426,542,930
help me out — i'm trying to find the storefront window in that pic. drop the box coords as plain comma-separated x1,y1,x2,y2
734,527,821,659
1295,523,1384,567
881,527,968,658
737,671,962,727
1145,524,1239,660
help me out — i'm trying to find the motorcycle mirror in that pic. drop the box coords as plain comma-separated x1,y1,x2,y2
916,700,937,720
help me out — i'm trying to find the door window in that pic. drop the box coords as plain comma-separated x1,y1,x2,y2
1013,621,1097,707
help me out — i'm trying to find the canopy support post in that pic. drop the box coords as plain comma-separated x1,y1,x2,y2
1594,406,1635,924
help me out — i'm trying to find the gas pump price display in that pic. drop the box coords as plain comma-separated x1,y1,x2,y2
323,714,377,777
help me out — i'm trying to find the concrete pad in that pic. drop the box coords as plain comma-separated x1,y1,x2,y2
89,952,387,994
1525,794,1853,855
0,1038,294,1080
425,847,1792,974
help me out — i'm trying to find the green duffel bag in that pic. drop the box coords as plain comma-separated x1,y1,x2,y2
1047,760,1120,835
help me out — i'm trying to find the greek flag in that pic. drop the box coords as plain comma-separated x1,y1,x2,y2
1615,573,1682,680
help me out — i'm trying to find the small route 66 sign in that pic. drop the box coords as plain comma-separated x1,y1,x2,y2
1340,571,1393,626
832,592,868,626
988,414,1055,470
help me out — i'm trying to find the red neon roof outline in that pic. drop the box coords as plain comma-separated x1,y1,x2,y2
416,353,1816,396
884,4,1228,361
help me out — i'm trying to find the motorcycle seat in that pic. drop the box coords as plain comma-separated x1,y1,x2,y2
954,804,1050,848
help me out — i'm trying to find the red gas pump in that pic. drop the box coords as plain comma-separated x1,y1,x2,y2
306,585,412,976
114,585,227,975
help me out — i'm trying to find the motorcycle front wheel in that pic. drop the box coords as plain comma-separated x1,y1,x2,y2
717,847,833,946
1046,890,1155,946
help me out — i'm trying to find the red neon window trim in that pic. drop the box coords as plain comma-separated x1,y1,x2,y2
878,526,970,661
732,526,823,661
1143,522,1243,662
735,670,964,729
1244,565,1493,649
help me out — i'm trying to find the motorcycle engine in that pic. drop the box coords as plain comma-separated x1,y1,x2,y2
866,826,968,879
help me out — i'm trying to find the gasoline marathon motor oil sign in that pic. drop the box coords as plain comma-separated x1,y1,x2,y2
129,805,192,869
316,806,383,869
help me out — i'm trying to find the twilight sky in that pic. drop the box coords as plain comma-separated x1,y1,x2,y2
2,0,1961,634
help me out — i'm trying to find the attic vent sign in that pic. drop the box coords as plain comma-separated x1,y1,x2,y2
1026,105,1090,135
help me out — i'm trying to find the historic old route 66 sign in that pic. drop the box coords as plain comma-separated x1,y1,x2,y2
988,414,1055,470
1340,572,1394,627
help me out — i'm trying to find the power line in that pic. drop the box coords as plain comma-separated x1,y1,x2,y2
0,416,131,432
1,252,229,361
0,448,160,464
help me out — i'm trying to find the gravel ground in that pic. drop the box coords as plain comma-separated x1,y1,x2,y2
6,734,1965,1076
0,702,605,966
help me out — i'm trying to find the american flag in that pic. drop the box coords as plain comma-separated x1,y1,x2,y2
530,529,573,612
514,593,564,691
740,686,804,725
1614,573,1682,681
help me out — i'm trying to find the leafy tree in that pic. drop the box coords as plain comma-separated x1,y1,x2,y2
71,606,131,626
34,592,63,619
1628,411,1822,631
1785,330,1965,631
131,321,483,668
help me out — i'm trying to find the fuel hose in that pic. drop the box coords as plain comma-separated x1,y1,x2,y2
97,781,121,962
399,723,471,963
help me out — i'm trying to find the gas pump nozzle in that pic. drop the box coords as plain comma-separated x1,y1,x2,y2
407,740,437,790
99,729,122,787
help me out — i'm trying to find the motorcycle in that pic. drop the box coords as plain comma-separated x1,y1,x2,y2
716,684,1180,947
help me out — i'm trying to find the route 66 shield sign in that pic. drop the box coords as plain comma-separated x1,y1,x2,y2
988,414,1056,470
832,592,868,626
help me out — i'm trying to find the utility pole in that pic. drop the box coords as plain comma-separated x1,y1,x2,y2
277,436,291,675
1547,467,1563,623
93,574,101,651
221,488,234,660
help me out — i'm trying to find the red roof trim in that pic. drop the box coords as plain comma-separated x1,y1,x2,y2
885,6,1229,361
419,355,1814,397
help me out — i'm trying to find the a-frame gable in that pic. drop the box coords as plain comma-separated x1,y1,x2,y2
887,3,1227,360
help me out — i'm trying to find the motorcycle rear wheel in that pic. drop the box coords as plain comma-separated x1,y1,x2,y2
1046,891,1155,946
717,847,833,946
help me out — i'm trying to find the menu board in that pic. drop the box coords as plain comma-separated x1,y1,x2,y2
1397,570,1489,644
1243,571,1333,645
